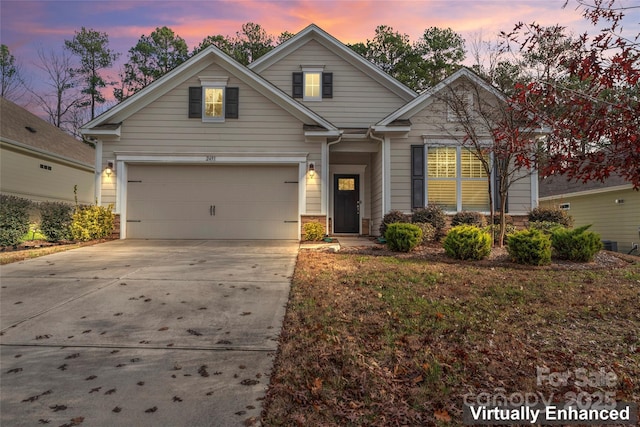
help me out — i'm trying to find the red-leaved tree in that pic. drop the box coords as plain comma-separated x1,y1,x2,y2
504,0,639,188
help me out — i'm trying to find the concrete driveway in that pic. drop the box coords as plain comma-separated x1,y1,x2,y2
0,239,298,427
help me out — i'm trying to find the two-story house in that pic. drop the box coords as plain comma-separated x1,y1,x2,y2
81,24,537,240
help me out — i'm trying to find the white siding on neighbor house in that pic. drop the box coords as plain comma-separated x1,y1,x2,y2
1,146,94,204
388,94,533,214
540,187,639,253
100,61,323,214
256,39,408,128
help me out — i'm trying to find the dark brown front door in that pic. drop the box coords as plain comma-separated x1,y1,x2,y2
334,174,359,233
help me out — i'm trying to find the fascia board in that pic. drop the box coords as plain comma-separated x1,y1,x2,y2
249,24,417,101
377,68,505,126
82,45,338,133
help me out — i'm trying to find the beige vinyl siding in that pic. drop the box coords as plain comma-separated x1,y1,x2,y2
306,151,322,213
101,61,322,214
1,146,94,204
540,187,638,253
256,39,408,128
371,147,383,235
389,93,533,213
505,172,532,214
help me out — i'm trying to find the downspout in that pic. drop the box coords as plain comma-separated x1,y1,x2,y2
325,134,343,234
367,128,384,236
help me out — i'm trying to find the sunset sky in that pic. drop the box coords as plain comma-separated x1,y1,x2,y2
2,0,639,110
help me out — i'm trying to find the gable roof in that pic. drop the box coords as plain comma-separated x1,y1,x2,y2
1,97,94,166
376,68,505,127
249,24,417,102
81,44,339,137
539,173,632,199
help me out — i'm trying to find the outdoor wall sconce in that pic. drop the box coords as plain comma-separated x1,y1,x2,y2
105,161,114,177
308,162,315,178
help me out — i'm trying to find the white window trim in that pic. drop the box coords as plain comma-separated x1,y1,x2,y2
199,76,228,122
424,143,492,213
301,66,324,102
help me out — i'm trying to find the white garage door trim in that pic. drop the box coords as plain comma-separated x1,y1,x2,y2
112,153,309,239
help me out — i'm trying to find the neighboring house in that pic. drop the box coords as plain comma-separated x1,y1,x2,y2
539,175,639,253
80,24,537,240
1,97,95,205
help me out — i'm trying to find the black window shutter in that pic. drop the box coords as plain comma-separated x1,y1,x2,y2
225,87,239,119
411,145,425,209
322,72,333,98
292,72,303,98
188,87,202,118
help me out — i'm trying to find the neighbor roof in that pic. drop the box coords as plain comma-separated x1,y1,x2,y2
1,97,94,166
539,173,632,198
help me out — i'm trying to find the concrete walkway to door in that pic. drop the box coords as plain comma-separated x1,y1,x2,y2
0,240,298,427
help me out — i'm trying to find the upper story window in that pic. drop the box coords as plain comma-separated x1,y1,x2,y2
204,87,224,119
188,76,239,121
292,67,332,101
304,71,321,100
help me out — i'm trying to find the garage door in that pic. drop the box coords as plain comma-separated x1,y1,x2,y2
126,164,299,239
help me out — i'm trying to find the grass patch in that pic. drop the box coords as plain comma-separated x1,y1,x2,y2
262,251,640,426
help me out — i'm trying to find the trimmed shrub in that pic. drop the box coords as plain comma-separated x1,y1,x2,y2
451,211,486,228
0,195,32,248
303,221,325,241
411,205,446,239
70,204,115,242
385,223,422,252
379,210,410,236
40,202,74,242
413,222,436,245
443,225,492,260
507,229,552,265
528,207,573,228
551,224,602,262
529,221,567,234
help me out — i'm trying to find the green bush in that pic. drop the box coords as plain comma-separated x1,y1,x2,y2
484,223,518,243
385,223,422,252
379,210,410,236
528,207,573,228
551,224,602,262
451,211,486,227
507,229,552,265
70,204,115,242
529,221,567,234
413,222,436,245
303,221,325,241
443,225,492,260
40,201,74,242
411,205,446,239
0,195,32,248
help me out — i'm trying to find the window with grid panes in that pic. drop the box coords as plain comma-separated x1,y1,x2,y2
427,147,489,211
